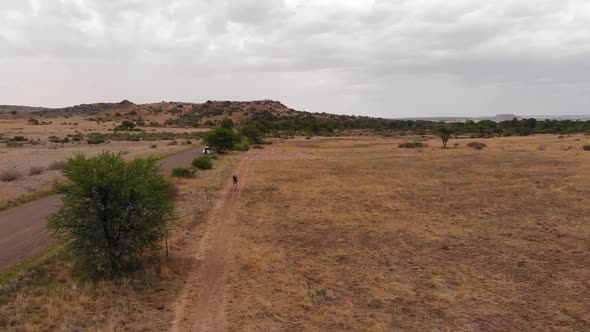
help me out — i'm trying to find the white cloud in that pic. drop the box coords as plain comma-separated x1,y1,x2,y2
1,0,589,117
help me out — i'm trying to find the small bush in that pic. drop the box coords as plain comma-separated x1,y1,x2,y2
467,142,487,150
172,167,194,177
0,170,20,182
192,156,213,170
11,136,27,142
150,144,157,149
47,161,66,170
252,145,264,149
88,137,106,144
583,145,590,151
29,166,44,176
234,142,250,151
399,142,427,149
168,141,178,146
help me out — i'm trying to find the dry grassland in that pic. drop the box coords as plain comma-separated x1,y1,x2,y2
0,154,239,331
0,117,206,205
229,135,590,331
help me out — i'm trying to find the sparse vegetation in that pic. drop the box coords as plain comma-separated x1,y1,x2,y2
48,153,175,277
583,145,590,151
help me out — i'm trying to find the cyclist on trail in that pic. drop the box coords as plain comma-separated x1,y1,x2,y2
232,175,238,191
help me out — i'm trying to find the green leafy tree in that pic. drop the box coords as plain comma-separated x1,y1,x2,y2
239,124,264,144
116,120,136,131
435,127,454,148
204,128,241,152
48,153,175,277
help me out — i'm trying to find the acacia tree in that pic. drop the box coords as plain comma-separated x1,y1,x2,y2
436,127,454,148
239,124,264,144
48,152,174,277
204,128,241,152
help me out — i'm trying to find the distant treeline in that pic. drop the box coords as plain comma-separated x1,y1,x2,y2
243,117,590,136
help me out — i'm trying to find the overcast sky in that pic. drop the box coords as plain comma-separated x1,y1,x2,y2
1,0,589,117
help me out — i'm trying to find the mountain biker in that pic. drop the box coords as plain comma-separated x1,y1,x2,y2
232,175,238,191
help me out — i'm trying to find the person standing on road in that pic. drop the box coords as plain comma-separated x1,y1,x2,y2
232,175,238,191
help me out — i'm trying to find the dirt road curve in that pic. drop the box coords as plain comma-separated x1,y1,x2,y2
0,147,204,271
172,156,252,332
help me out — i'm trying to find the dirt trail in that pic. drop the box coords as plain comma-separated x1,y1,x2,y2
172,156,252,332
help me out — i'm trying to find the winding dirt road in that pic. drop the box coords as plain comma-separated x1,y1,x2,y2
0,146,204,271
172,155,251,332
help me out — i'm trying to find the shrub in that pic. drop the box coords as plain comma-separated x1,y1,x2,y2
48,153,174,277
192,156,213,170
28,166,44,176
467,142,487,150
172,167,194,177
47,160,66,170
583,145,590,151
11,136,27,142
0,170,20,182
234,141,250,151
252,145,264,149
150,144,157,149
399,142,427,148
168,141,178,146
87,136,106,144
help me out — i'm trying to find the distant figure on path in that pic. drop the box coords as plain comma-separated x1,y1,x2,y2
232,175,238,191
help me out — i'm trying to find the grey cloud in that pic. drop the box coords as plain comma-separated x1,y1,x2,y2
1,0,590,117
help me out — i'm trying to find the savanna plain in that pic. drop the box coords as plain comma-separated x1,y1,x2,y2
2,133,590,331
229,135,590,331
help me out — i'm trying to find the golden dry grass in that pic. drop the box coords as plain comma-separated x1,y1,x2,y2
0,153,239,331
228,135,590,331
